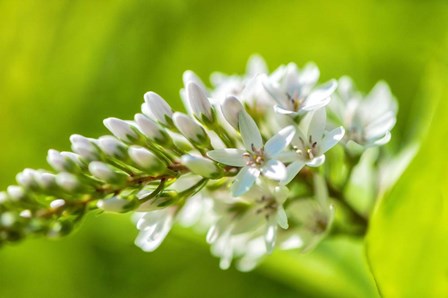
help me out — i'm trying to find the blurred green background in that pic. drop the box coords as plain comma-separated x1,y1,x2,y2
0,0,447,297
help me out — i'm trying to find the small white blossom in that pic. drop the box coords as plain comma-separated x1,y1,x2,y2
330,76,397,148
263,62,337,116
208,111,295,196
280,108,344,185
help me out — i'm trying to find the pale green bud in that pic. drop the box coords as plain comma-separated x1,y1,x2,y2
135,113,171,144
88,161,129,185
128,146,166,174
98,136,128,160
173,112,210,148
181,155,222,179
144,92,174,127
97,197,133,213
103,118,142,143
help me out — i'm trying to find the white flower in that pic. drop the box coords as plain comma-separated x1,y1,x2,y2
281,174,334,252
330,76,397,148
211,55,272,113
262,62,337,116
207,111,295,196
280,108,344,185
207,181,289,269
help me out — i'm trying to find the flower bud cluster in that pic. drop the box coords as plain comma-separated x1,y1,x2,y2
0,55,397,270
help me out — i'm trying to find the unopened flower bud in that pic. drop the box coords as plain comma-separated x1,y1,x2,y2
135,114,171,144
186,82,214,124
221,96,244,129
144,92,174,127
181,155,222,179
97,197,133,213
0,192,8,204
103,118,141,143
183,70,208,95
50,199,65,209
98,136,128,160
128,146,166,174
56,172,80,193
16,169,38,189
47,149,81,172
7,186,26,201
88,161,129,185
34,171,57,190
70,135,100,160
19,210,32,218
173,112,210,148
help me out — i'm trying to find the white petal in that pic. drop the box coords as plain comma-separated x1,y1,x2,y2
238,111,263,151
298,62,320,86
207,149,246,167
303,80,337,111
231,166,260,197
273,105,298,115
277,151,298,163
262,77,288,106
281,161,305,185
264,125,296,158
307,108,327,141
134,209,174,252
265,222,277,253
367,132,391,147
322,127,345,153
262,160,286,181
276,206,289,229
307,155,325,167
364,111,396,140
246,54,268,76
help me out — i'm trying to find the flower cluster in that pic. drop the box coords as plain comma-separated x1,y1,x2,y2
0,56,397,271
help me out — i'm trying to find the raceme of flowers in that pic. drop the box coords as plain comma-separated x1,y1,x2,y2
0,56,398,271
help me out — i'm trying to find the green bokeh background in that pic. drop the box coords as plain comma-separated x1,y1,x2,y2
0,0,447,297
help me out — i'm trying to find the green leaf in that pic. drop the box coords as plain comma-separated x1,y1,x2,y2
367,66,448,297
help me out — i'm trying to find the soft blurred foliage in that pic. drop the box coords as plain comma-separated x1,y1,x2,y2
0,0,446,297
